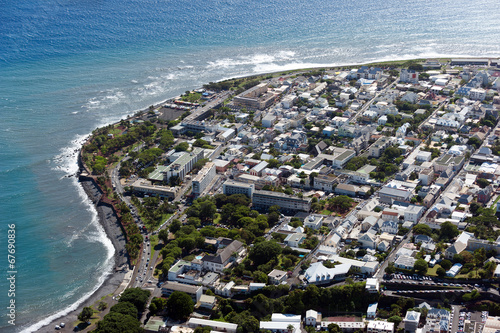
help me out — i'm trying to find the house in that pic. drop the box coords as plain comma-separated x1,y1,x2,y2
305,310,321,326
367,303,378,320
262,114,277,128
404,205,426,223
366,278,380,293
268,269,288,285
446,263,463,277
395,255,416,270
379,187,412,204
359,230,377,249
284,233,306,248
477,185,493,204
404,311,421,333
304,215,324,230
381,221,398,234
202,240,244,273
445,231,473,260
304,262,351,284
199,294,217,310
260,314,301,333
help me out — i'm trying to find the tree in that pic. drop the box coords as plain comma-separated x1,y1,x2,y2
94,312,142,333
169,219,182,233
249,241,282,266
328,323,341,333
388,315,402,327
413,224,432,236
439,221,459,241
328,195,354,213
98,301,108,311
110,301,138,318
119,288,151,312
167,291,194,320
149,297,168,315
477,178,490,189
78,306,93,323
436,266,446,277
385,262,396,275
440,259,453,271
174,142,189,152
414,259,428,275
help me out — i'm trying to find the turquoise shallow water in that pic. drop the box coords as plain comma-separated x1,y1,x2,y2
1,0,500,331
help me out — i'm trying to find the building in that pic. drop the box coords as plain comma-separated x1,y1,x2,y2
313,174,337,192
187,318,237,333
284,233,306,248
252,190,312,212
335,184,358,197
379,187,412,204
305,310,320,327
400,69,419,84
434,154,465,173
367,321,394,333
268,269,288,285
304,215,324,230
233,83,277,110
404,205,426,223
250,161,269,176
202,240,244,273
367,303,378,319
161,282,203,303
191,162,216,197
395,255,416,270
223,180,255,198
366,278,380,293
419,168,435,186
404,311,421,333
131,179,179,200
199,294,217,310
304,262,351,285
149,148,204,182
369,137,393,158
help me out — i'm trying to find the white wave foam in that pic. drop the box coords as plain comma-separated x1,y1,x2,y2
51,133,90,177
20,178,115,333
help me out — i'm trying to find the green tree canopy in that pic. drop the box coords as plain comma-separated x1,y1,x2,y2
167,291,194,320
414,258,428,275
119,288,151,312
78,306,93,323
110,301,138,319
249,241,282,266
94,312,143,333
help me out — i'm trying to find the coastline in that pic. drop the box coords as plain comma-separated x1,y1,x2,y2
32,154,131,333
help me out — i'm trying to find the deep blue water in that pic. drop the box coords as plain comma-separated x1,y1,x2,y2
1,0,500,331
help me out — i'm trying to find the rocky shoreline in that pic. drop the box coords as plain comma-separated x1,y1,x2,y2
34,152,131,333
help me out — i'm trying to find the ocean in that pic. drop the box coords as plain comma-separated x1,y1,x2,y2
0,0,499,331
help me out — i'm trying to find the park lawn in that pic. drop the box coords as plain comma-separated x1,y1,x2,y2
213,213,222,225
456,269,479,279
321,209,333,215
426,264,440,277
109,128,123,136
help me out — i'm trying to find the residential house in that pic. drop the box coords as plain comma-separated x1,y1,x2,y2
404,311,421,333
202,240,244,273
268,269,288,285
284,233,306,248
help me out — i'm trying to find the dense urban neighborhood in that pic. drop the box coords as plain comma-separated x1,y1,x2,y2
76,58,500,333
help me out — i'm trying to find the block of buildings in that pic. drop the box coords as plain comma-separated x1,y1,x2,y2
369,137,393,158
223,180,255,198
149,148,204,182
367,321,394,333
252,190,312,212
191,162,216,197
161,282,203,303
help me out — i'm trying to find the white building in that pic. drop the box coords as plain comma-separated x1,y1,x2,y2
191,162,216,197
367,321,395,333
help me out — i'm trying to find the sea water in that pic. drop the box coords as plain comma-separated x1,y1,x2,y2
1,0,499,331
